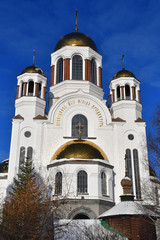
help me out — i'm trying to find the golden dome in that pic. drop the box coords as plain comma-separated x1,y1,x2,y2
51,140,107,160
112,68,136,80
54,32,98,52
21,65,45,76
121,177,132,194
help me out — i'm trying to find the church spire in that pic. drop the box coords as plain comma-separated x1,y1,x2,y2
75,9,78,32
122,54,125,69
33,50,35,66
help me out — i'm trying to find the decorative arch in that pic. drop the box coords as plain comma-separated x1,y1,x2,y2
68,206,97,219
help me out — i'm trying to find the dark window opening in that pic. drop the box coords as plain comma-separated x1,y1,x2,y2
27,147,33,160
133,149,141,199
28,81,34,96
73,214,90,219
77,170,87,194
126,149,133,194
21,82,24,97
101,171,107,195
72,114,88,138
55,172,62,195
90,59,97,84
125,84,130,100
117,86,120,101
56,58,63,83
19,147,25,170
72,55,83,80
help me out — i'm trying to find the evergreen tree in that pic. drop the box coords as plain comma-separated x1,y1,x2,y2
1,158,53,240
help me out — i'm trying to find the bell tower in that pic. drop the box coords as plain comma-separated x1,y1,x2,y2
109,55,142,122
7,53,47,185
15,51,47,120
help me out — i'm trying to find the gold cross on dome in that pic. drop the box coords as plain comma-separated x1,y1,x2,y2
122,54,125,69
33,50,35,66
75,9,78,32
76,122,84,140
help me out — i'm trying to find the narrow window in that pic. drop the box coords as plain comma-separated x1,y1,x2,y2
56,58,63,83
77,170,87,194
28,81,34,96
37,83,41,97
19,147,25,169
72,114,88,138
126,149,133,193
90,59,97,84
134,86,136,100
125,84,130,100
55,172,62,195
126,149,132,180
101,172,107,195
133,149,141,199
27,147,33,160
21,82,24,97
117,86,120,101
72,55,83,80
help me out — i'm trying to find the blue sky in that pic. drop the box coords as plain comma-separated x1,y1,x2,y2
0,0,160,161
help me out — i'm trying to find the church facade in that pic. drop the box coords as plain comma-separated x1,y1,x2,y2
0,29,158,219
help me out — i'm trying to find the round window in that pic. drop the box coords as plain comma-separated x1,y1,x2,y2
128,134,134,140
24,131,31,138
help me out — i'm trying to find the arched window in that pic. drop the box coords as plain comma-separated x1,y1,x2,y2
101,171,107,195
37,83,41,97
72,55,83,80
28,81,34,96
77,170,87,194
126,149,132,180
134,86,136,100
133,149,141,199
21,82,24,97
19,146,25,169
90,59,97,84
56,58,63,83
55,172,62,195
27,147,33,160
72,114,88,138
117,86,120,101
125,84,130,100
126,149,133,193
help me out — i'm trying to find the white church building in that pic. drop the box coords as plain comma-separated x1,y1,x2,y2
0,28,158,219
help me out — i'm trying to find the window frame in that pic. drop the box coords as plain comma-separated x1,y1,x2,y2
101,171,107,196
77,170,88,194
72,114,88,138
56,57,63,84
72,55,83,80
55,171,62,195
